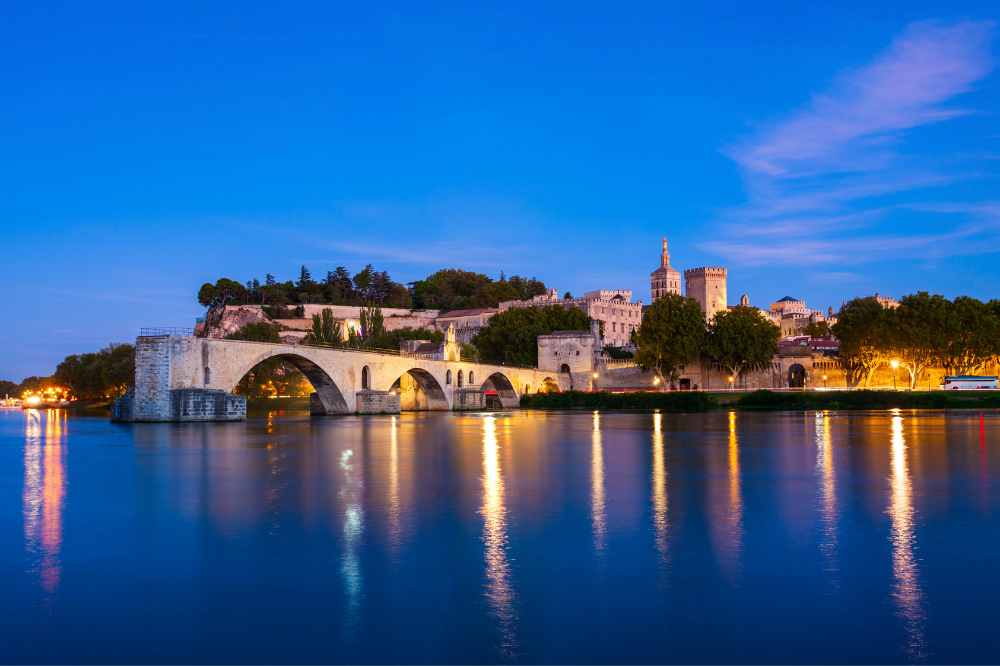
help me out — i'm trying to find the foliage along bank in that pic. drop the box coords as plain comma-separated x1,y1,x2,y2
522,389,1000,412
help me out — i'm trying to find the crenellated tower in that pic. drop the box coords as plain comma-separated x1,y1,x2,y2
684,266,728,321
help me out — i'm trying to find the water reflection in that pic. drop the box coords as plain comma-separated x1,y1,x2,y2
651,411,669,566
889,412,926,660
339,443,364,637
480,415,517,656
591,411,607,554
711,411,743,577
814,411,838,583
388,416,401,553
23,409,66,594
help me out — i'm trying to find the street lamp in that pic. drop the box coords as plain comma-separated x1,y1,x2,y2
822,374,828,388
591,371,599,392
728,376,735,391
890,359,900,391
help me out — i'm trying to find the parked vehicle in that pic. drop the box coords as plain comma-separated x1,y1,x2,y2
940,376,999,390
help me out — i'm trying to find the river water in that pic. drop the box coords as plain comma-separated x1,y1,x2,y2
1,407,998,663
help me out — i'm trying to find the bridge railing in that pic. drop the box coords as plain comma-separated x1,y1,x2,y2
139,327,195,337
148,330,539,370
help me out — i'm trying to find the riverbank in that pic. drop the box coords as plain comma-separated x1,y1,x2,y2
520,389,1000,411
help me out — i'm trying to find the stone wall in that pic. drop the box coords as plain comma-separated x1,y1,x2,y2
356,390,401,414
132,336,173,421
172,389,246,421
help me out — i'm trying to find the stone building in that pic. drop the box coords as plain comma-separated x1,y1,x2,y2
649,237,681,300
537,330,599,391
434,307,497,343
685,266,728,320
577,290,643,349
501,288,643,350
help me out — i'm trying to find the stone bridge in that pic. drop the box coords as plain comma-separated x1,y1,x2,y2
119,335,568,421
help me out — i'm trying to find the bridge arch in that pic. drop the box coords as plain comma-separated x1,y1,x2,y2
481,372,519,409
230,351,350,414
390,368,449,411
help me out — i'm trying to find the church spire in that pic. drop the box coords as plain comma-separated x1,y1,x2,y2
661,237,670,267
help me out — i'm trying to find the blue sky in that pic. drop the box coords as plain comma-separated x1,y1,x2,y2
3,2,999,380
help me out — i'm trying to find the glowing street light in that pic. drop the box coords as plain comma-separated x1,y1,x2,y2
728,376,735,391
890,359,900,390
822,374,828,388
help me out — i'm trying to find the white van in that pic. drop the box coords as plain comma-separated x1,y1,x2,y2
940,376,999,390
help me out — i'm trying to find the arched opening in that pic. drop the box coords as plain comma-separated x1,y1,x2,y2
457,369,464,387
468,371,474,385
560,363,573,390
541,377,560,393
788,364,807,388
390,368,449,411
446,369,452,385
361,365,370,390
232,353,349,415
481,372,518,410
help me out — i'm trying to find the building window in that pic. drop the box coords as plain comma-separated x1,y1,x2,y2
203,367,211,386
457,370,464,387
446,369,452,385
361,365,370,390
468,371,474,385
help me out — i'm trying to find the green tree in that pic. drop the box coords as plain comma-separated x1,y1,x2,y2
359,305,385,342
198,278,248,307
306,309,342,346
473,305,590,366
0,379,17,397
938,296,999,375
53,344,135,399
891,292,953,389
705,306,780,386
298,265,314,287
632,293,705,384
226,322,282,343
832,297,890,387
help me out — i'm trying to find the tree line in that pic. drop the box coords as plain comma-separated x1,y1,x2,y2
633,294,780,386
0,344,135,401
833,292,1000,388
198,266,547,313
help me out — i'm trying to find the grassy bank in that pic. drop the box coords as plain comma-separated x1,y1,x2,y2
736,389,1000,410
521,389,1000,412
520,391,716,412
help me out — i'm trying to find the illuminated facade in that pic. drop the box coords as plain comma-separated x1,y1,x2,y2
649,238,681,301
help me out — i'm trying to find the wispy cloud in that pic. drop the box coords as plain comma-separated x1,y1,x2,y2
704,20,997,268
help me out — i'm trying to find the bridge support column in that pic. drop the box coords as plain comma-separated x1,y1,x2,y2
453,388,485,411
356,390,401,414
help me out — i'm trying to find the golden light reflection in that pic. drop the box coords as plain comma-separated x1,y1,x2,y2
481,415,517,656
591,411,606,554
23,409,66,595
339,446,364,636
814,411,838,582
23,410,42,559
651,411,669,565
711,410,743,577
388,416,401,553
889,413,926,660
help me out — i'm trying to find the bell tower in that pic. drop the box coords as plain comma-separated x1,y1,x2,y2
649,237,681,301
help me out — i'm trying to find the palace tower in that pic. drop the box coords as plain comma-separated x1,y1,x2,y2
649,238,681,301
